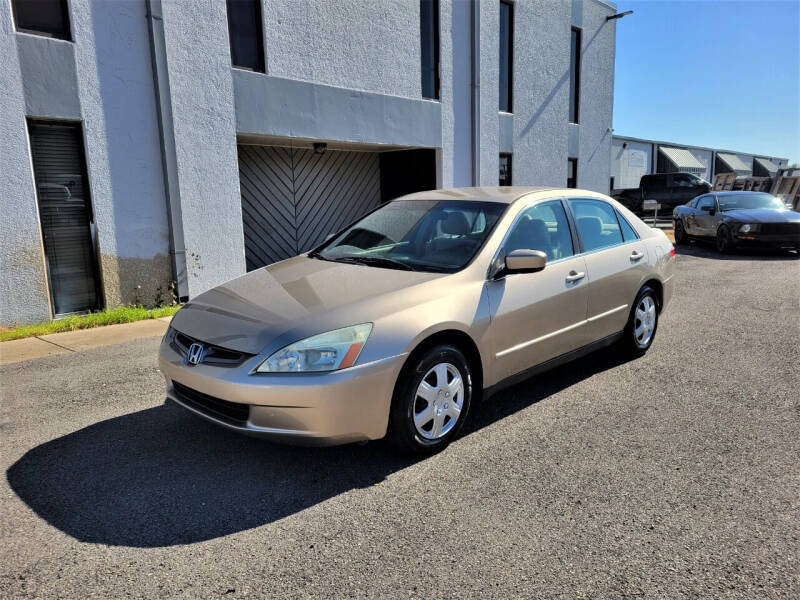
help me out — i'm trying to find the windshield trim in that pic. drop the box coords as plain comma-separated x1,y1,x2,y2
307,198,510,275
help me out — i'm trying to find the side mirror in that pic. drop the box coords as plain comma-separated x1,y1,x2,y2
505,249,547,274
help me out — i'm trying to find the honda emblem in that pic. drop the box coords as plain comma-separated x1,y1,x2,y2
185,342,205,366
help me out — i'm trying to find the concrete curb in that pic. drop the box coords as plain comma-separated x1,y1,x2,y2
0,316,173,366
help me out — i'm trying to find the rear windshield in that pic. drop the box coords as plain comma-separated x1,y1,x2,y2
314,200,507,273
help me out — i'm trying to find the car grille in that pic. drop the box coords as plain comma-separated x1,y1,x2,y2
170,329,252,367
759,223,800,235
172,380,249,426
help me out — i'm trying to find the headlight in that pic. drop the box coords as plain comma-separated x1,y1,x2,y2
256,324,373,373
739,223,759,233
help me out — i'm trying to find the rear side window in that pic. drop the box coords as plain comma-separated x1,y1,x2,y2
646,175,667,187
616,210,639,242
568,199,623,252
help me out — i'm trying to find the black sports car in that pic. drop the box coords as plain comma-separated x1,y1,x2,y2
672,191,800,253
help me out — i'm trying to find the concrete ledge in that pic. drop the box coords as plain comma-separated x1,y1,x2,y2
234,71,442,149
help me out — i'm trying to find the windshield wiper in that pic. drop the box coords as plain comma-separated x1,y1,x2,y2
335,256,416,271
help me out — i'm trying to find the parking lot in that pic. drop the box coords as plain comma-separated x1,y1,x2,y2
1,246,798,598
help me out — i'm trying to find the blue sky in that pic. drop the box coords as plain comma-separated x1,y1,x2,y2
612,0,799,163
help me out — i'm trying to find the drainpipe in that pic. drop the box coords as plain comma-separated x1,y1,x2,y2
470,0,481,186
145,0,188,301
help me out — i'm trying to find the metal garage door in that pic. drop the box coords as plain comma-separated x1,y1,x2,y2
28,121,100,315
237,145,381,271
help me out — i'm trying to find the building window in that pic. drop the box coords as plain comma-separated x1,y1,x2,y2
499,154,512,186
227,0,265,72
569,27,581,124
11,0,71,40
499,0,513,112
567,158,578,188
420,0,440,99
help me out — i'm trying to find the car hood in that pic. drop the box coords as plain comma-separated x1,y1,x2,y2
170,256,445,354
723,208,800,223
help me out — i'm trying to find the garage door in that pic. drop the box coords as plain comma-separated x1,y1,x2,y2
237,145,381,271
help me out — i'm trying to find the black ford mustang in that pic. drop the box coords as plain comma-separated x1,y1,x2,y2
672,191,800,253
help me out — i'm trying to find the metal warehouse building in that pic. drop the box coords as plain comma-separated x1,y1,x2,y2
610,135,788,191
2,0,619,326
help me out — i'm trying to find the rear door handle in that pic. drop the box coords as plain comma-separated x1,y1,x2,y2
630,250,645,261
566,271,585,283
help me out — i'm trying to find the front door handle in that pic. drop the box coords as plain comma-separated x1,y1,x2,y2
630,250,645,261
566,271,585,283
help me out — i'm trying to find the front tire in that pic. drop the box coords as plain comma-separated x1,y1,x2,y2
388,345,472,455
619,286,659,356
674,219,687,245
716,225,734,253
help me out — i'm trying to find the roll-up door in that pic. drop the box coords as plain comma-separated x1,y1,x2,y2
237,145,381,271
28,121,100,315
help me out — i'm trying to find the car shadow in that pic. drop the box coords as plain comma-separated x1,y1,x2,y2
7,348,634,548
675,242,799,261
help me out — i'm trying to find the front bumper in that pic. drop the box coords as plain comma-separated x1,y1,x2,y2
159,337,406,445
733,232,800,249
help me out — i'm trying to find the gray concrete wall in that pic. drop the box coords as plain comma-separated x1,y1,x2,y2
575,0,616,192
1,9,52,325
264,0,421,98
611,138,653,189
70,0,172,307
688,148,713,182
160,0,245,298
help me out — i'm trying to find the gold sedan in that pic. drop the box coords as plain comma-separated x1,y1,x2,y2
159,187,675,453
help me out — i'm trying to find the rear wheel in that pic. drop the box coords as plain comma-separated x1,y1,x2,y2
716,225,734,253
674,219,687,245
388,345,472,455
619,286,659,356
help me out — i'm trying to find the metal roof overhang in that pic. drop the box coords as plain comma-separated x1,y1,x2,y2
754,157,779,176
717,153,752,174
658,146,706,173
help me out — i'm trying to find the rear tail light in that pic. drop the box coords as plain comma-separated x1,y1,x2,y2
670,247,676,257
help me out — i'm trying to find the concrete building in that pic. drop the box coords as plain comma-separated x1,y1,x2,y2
1,0,619,326
610,135,789,191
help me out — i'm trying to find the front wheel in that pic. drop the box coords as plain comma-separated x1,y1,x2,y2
619,286,659,356
674,219,687,245
387,345,472,455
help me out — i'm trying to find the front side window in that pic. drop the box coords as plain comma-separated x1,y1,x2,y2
503,200,574,262
227,0,265,72
568,199,623,252
12,0,71,40
499,0,513,112
673,174,697,187
569,27,581,123
315,200,506,273
420,0,440,99
698,196,716,211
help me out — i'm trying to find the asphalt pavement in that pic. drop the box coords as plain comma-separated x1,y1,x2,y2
1,244,798,598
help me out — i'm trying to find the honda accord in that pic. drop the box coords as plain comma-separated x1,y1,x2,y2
159,187,675,453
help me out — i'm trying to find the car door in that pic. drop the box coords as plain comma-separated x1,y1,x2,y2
670,173,698,207
694,194,719,236
567,198,650,342
486,199,589,383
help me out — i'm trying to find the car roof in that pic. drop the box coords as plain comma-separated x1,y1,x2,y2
395,186,601,205
714,190,772,196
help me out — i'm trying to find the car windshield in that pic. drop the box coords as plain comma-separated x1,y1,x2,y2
313,199,507,273
718,193,785,211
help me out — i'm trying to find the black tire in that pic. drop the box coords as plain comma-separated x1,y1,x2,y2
674,219,687,245
387,344,472,455
618,285,659,356
716,225,734,253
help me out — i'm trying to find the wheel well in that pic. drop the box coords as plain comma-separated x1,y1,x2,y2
396,330,484,399
642,279,663,311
